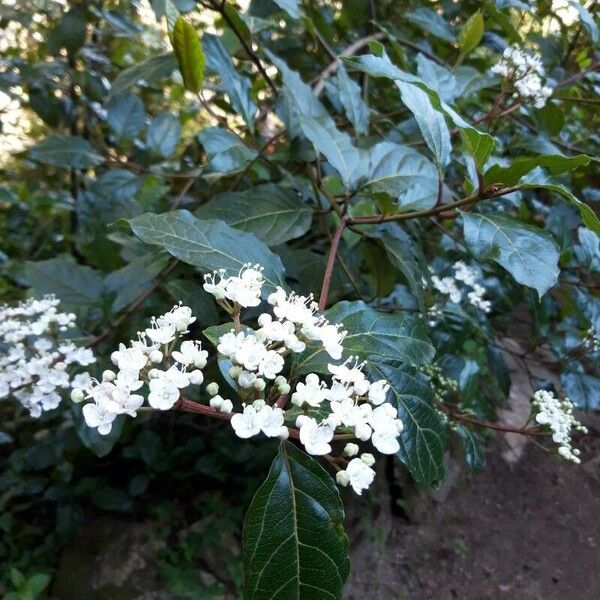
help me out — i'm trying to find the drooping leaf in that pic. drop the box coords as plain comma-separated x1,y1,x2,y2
561,372,600,410
483,154,598,187
518,182,600,235
172,16,205,93
110,53,176,98
126,210,286,291
147,113,181,157
369,364,446,486
198,127,258,173
29,134,104,169
243,442,349,600
203,33,256,129
336,64,369,136
293,300,434,375
26,257,104,313
106,93,146,140
458,11,484,55
195,184,312,245
462,212,560,298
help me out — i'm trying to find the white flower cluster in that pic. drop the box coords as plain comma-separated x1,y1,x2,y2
0,295,95,417
336,451,376,495
491,45,553,108
429,261,491,323
74,303,204,435
583,326,600,352
532,390,587,463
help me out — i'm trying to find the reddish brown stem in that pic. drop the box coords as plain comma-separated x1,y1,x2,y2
318,218,347,310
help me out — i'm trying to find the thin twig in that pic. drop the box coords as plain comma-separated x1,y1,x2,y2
319,218,347,310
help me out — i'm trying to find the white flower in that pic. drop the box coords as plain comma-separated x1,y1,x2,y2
111,345,148,372
258,350,284,379
163,304,196,331
296,415,335,455
324,381,354,403
368,380,389,405
172,340,208,367
342,458,376,495
159,365,190,388
328,357,370,395
145,316,177,345
256,405,286,437
148,378,180,410
291,373,326,407
369,403,403,454
217,331,243,357
204,264,264,307
238,370,257,388
82,403,117,435
231,405,261,438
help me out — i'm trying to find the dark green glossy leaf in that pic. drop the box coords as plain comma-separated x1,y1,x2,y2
243,441,349,600
336,64,369,136
196,184,312,245
462,212,559,298
126,210,286,291
293,300,434,375
29,134,104,169
369,364,445,486
106,93,146,140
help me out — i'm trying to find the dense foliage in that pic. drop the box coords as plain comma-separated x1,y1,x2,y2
1,0,599,597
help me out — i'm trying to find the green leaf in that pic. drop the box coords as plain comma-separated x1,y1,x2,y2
93,170,141,202
299,115,365,190
26,257,103,312
293,300,434,375
195,184,312,245
397,81,451,169
369,364,445,486
243,441,349,600
203,33,256,129
483,154,598,187
454,424,485,470
147,113,181,157
46,8,87,55
406,7,456,42
172,16,205,93
561,372,600,410
110,53,177,98
568,0,598,44
375,226,425,309
106,93,146,140
364,142,439,211
10,568,25,590
29,134,104,169
518,182,600,235
26,573,51,596
272,0,302,19
126,210,286,291
198,126,258,173
458,11,484,55
462,212,560,298
462,126,495,171
574,227,600,271
336,64,369,136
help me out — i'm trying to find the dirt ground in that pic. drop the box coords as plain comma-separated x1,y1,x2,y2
345,422,600,600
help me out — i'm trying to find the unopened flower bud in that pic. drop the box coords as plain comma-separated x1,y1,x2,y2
206,382,219,396
210,396,223,410
277,382,291,395
70,388,85,403
102,369,116,382
336,471,350,487
229,365,242,379
274,375,287,386
149,350,163,363
110,351,120,365
148,368,160,379
253,378,266,392
220,399,233,413
360,453,375,467
278,427,290,440
343,443,359,457
188,370,204,385
253,399,266,410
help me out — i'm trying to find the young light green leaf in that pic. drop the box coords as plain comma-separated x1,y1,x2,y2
462,212,560,298
195,184,312,245
462,127,495,171
126,210,286,291
369,364,446,486
458,11,484,55
29,134,104,169
172,16,205,93
243,442,349,600
293,300,434,375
